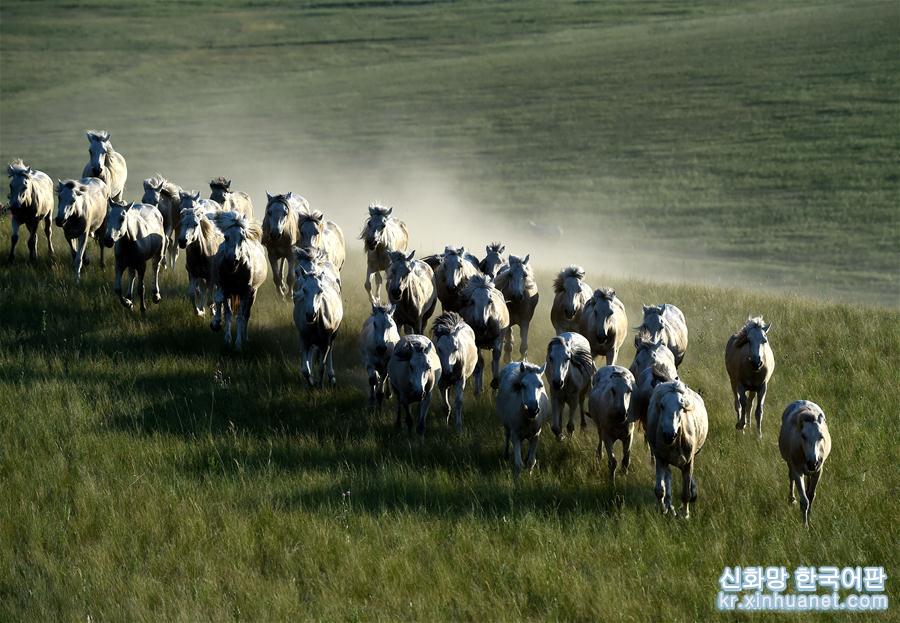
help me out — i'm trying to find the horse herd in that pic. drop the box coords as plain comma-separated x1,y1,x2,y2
6,130,832,525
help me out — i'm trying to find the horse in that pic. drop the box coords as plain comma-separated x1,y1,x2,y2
434,245,481,313
626,348,679,464
7,160,54,262
778,400,832,527
386,250,437,334
579,288,628,365
496,361,549,477
102,199,166,313
494,254,539,361
178,206,223,316
550,265,592,334
388,335,441,438
179,190,223,217
142,175,183,270
725,316,775,437
431,311,478,432
262,192,308,298
359,304,401,412
82,130,127,201
479,242,507,279
589,366,636,485
545,332,595,440
459,275,510,393
639,304,689,367
629,329,675,379
209,177,254,220
293,267,343,387
359,203,409,304
297,208,345,271
55,177,109,282
209,211,268,351
646,381,708,518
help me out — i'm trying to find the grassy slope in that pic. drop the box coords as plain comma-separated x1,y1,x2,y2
1,1,898,621
1,253,898,621
1,1,898,304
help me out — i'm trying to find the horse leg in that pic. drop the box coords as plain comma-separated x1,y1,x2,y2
26,222,38,263
416,391,431,439
440,383,451,426
286,256,297,295
268,249,283,298
373,270,384,303
473,352,484,396
502,327,513,363
525,435,539,472
73,233,88,282
806,470,822,525
189,276,202,315
746,390,757,431
8,216,20,262
223,297,233,348
519,319,530,359
551,393,563,440
98,237,105,269
791,470,809,526
300,340,313,387
622,429,633,475
242,290,256,345
735,385,748,431
681,461,696,519
511,434,524,478
504,426,511,459
753,383,767,438
490,339,502,390
325,337,337,386
364,266,375,304
114,263,131,309
454,378,465,433
44,215,54,258
151,254,162,303
603,432,617,486
394,397,403,430
404,403,413,437
210,290,224,332
136,265,147,314
787,466,796,505
606,347,617,367
654,462,667,514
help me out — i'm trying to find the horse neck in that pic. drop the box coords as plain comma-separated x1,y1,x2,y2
197,219,220,255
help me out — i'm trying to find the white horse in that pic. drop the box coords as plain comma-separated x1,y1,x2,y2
626,346,678,464
210,211,268,351
82,130,127,201
102,200,166,313
55,177,109,282
388,334,441,438
496,361,549,477
646,381,708,518
639,304,688,367
431,311,478,432
294,267,343,387
142,175,183,270
359,203,409,304
479,242,507,279
359,304,400,412
459,275,510,393
298,208,345,271
262,192,308,298
209,177,254,220
495,254,539,361
589,366,636,485
629,329,674,379
579,288,628,364
778,400,832,527
7,160,54,262
550,265,592,334
180,190,223,216
178,207,223,315
545,332,595,440
726,316,775,437
434,245,481,313
386,250,438,334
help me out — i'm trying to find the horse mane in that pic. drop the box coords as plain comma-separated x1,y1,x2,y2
504,360,543,388
7,159,29,177
86,129,110,143
368,202,391,216
432,311,466,340
461,274,495,299
634,328,659,350
593,287,617,302
212,211,260,240
649,359,677,383
209,176,231,190
392,335,430,362
547,335,595,377
292,245,328,263
298,210,325,225
553,265,585,294
486,241,504,253
145,174,181,201
387,250,408,265
655,380,692,405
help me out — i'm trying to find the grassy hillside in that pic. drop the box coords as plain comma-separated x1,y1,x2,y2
1,0,898,304
1,250,898,621
1,0,898,620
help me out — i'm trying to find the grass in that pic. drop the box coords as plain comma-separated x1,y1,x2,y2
0,0,898,620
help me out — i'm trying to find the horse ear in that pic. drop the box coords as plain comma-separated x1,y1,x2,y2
424,341,434,354
538,363,547,375
386,303,396,316
499,245,506,254
406,250,415,261
519,362,526,375
763,322,771,333
642,304,650,313
523,254,530,264
386,207,393,215
817,412,825,425
192,191,201,200
266,191,273,202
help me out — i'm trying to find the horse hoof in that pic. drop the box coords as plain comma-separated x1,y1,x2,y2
152,293,161,304
210,321,221,332
121,298,134,310
195,309,205,317
490,378,499,390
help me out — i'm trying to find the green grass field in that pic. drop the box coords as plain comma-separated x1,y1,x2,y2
1,1,898,621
